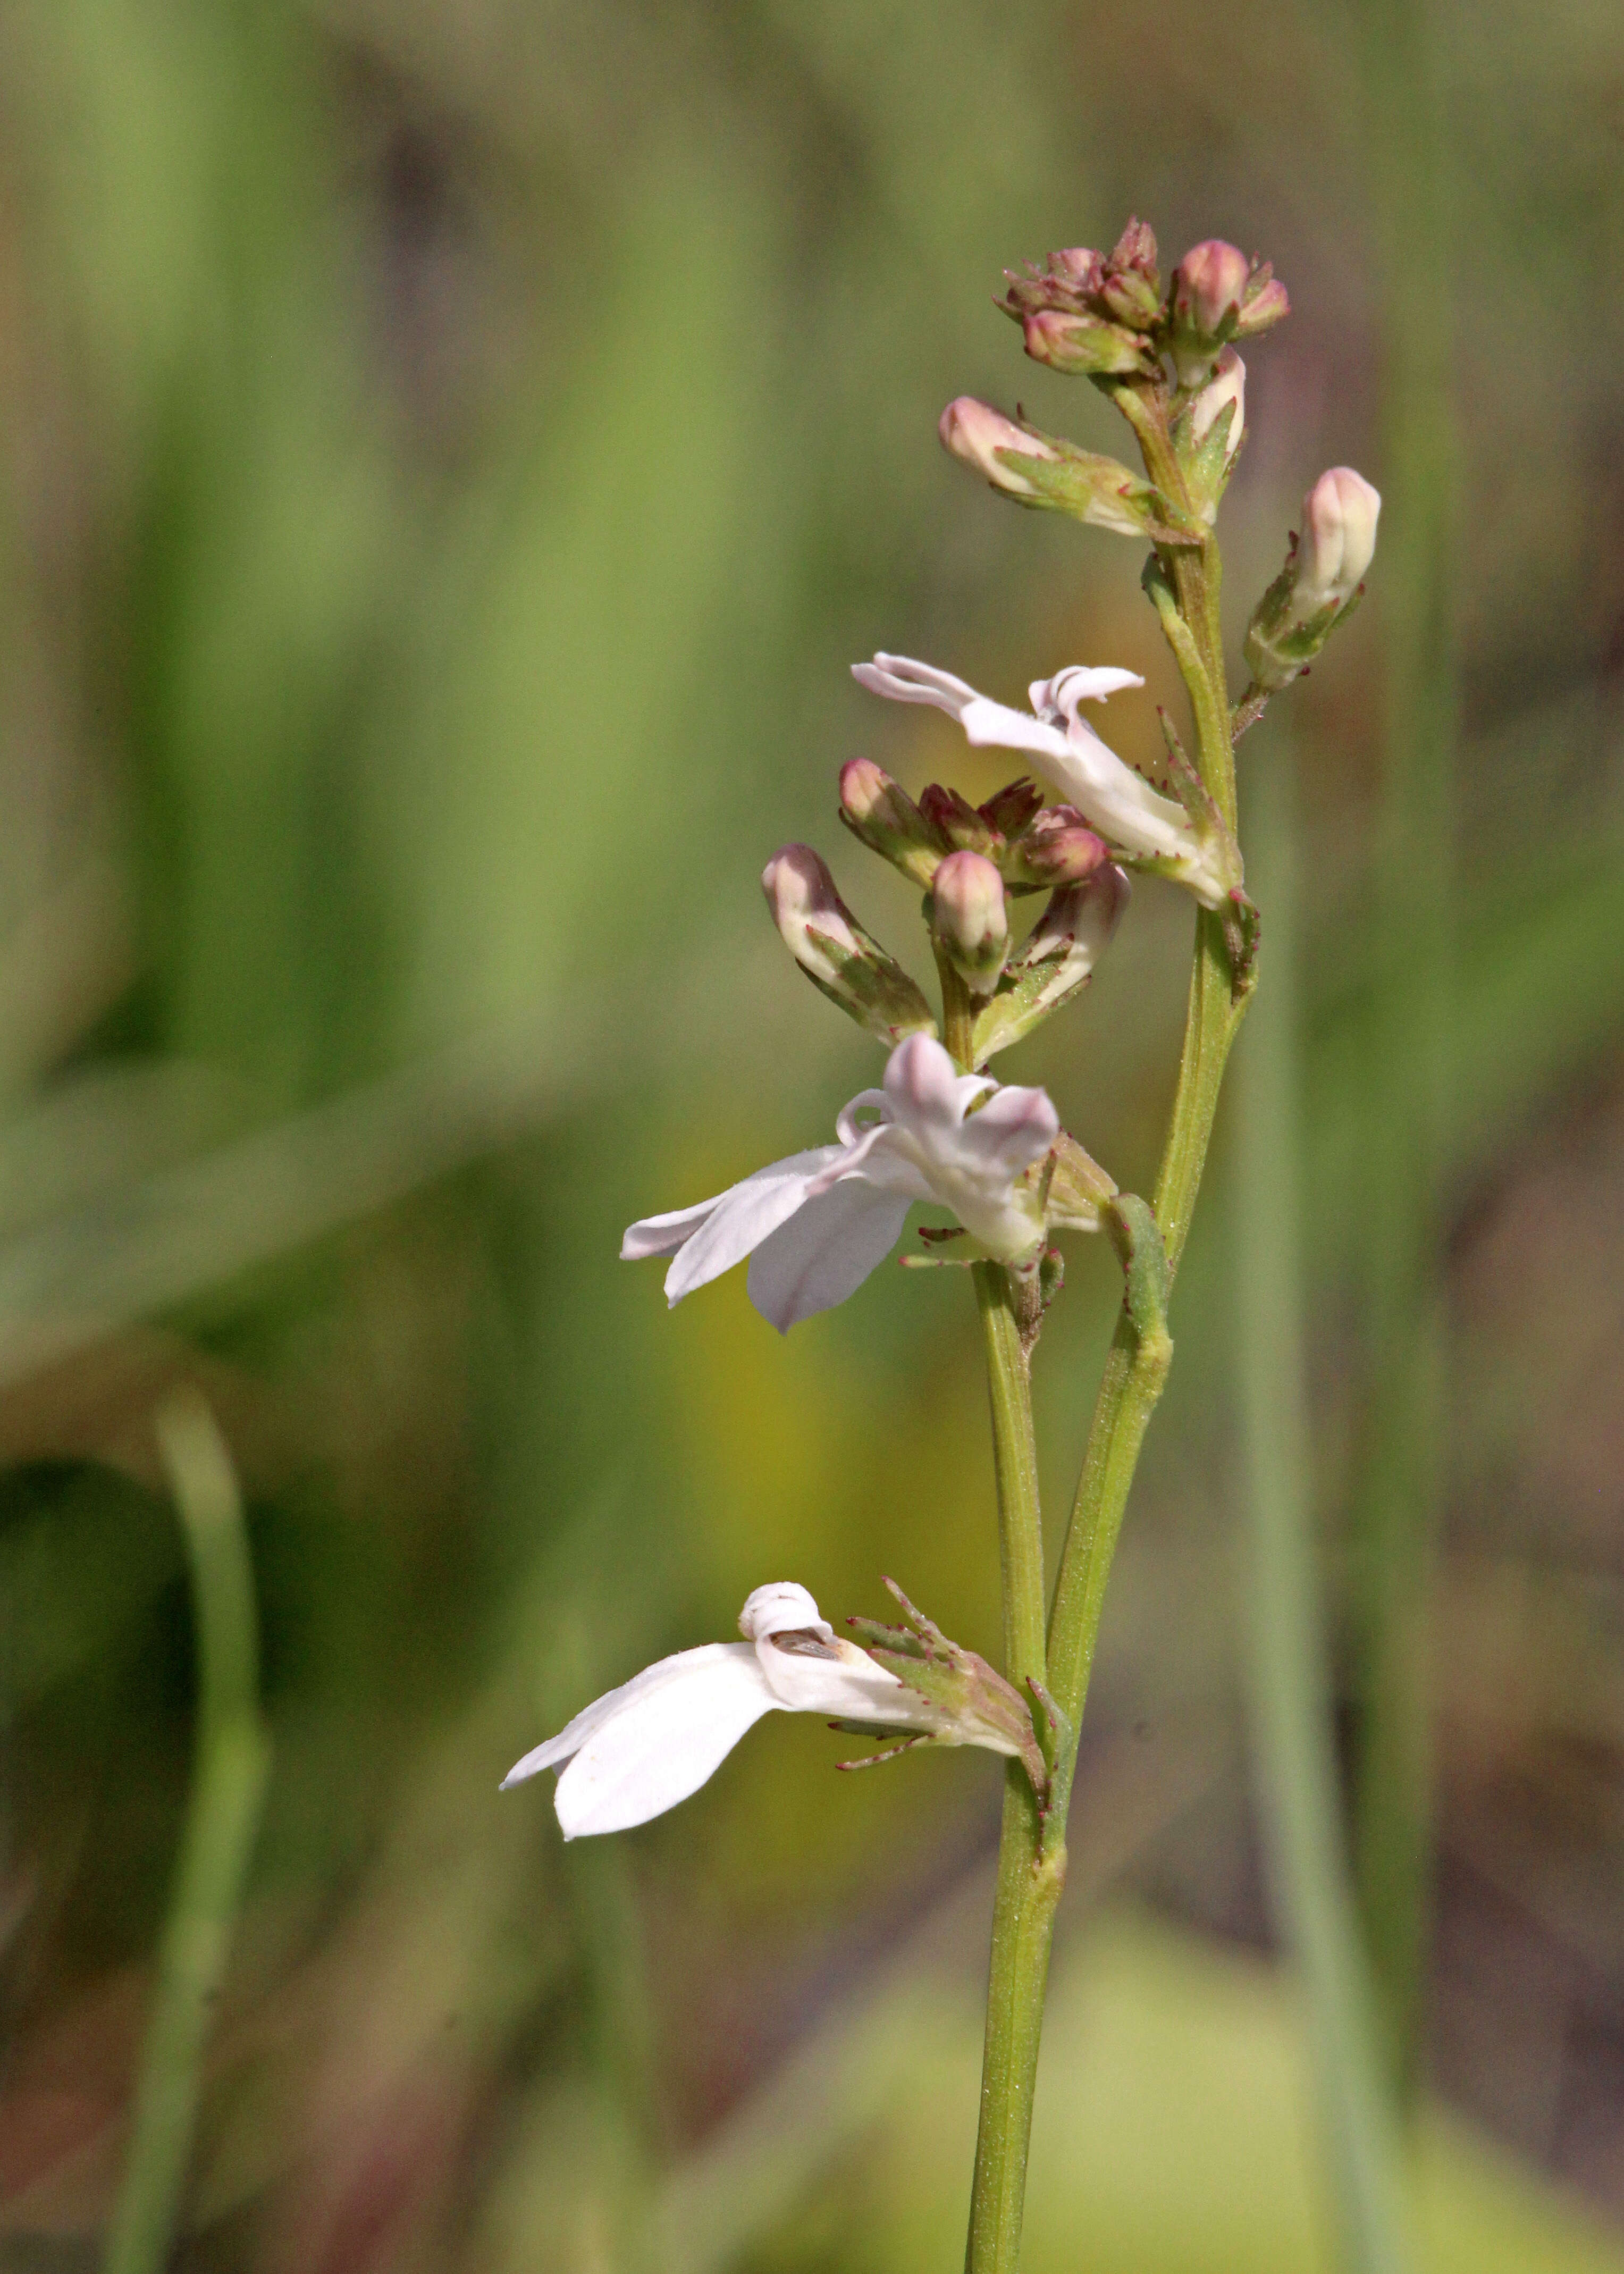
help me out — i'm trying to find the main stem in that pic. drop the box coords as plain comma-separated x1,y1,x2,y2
963,389,1249,2271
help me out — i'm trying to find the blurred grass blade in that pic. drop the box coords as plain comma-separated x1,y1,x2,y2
102,1392,271,2274
1234,745,1414,2273
1349,0,1460,2093
0,1019,575,1392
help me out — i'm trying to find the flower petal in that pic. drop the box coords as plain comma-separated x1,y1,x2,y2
660,1146,842,1306
851,653,980,715
956,1083,1062,1177
834,1087,890,1147
621,1200,719,1262
755,1631,925,1719
1030,665,1146,709
956,697,1077,768
746,1182,913,1332
882,1032,992,1129
739,1583,834,1642
549,1643,780,1838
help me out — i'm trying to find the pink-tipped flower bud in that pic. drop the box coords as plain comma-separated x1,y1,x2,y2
1047,245,1105,295
939,398,1058,497
1294,467,1382,612
762,845,937,1045
942,403,1169,540
1109,216,1159,281
1171,242,1288,384
1020,307,1152,378
1004,805,1109,891
838,758,946,888
930,850,1010,995
1174,239,1251,336
1189,347,1246,460
971,866,1132,1060
1243,466,1382,693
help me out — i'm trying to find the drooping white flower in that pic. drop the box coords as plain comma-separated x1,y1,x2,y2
621,1032,1062,1331
851,653,1230,908
501,1581,1026,1839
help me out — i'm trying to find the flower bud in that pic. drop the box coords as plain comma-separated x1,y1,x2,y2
1097,269,1160,328
941,406,1178,539
1235,272,1289,337
919,782,998,858
978,777,1044,840
1181,348,1247,527
1189,347,1246,461
1109,215,1159,281
1242,466,1382,693
1295,467,1382,611
1002,805,1109,892
1020,307,1153,377
1170,243,1288,384
938,397,1061,498
762,845,937,1045
971,866,1131,1059
1173,239,1251,336
838,758,946,888
930,850,1010,995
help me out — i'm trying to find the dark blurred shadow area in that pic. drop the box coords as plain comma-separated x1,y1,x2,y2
1,3,1622,2269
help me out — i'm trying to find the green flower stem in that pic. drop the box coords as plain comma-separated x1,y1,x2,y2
963,423,1248,2271
964,1260,1059,2274
937,947,979,1072
973,1263,1047,1694
1349,0,1457,2099
1235,745,1414,2274
104,1394,271,2274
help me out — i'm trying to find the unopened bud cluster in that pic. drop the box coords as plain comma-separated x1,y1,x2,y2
938,220,1295,547
994,218,1285,398
934,215,1381,731
761,736,1133,1093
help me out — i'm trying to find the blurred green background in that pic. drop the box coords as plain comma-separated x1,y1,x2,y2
2,2,1622,2269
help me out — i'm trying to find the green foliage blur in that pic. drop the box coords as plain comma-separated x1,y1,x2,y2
2,2,1622,2269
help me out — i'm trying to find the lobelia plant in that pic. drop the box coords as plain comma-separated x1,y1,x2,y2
503,217,1378,2271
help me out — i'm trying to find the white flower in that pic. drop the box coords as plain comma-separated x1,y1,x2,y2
501,1582,1019,1839
851,653,1230,909
621,1033,1059,1331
